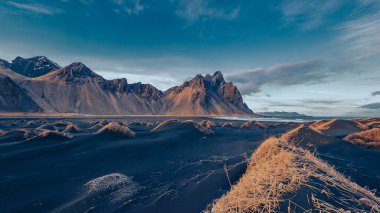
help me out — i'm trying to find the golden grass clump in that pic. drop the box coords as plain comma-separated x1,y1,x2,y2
207,137,380,212
96,122,135,137
280,124,336,147
310,119,368,136
344,128,380,149
209,137,310,212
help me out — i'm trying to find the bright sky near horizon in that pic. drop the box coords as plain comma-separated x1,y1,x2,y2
0,0,379,116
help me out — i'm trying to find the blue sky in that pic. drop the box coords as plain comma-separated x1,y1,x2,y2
1,0,379,116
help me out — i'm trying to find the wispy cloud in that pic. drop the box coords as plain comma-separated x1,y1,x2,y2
78,0,94,4
359,102,380,109
281,0,341,30
226,60,328,95
304,100,343,105
339,10,380,60
175,0,239,22
7,1,63,15
113,0,144,15
372,91,380,96
262,99,346,111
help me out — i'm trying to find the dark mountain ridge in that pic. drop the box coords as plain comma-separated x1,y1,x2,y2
1,56,61,78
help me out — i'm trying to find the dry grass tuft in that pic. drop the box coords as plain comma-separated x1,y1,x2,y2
280,124,336,147
344,128,380,149
240,120,268,129
96,122,135,138
221,123,235,128
151,119,214,135
208,137,309,212
63,123,83,133
207,137,380,212
199,120,220,129
310,119,368,137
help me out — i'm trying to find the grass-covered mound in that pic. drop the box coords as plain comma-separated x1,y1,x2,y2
151,119,214,135
311,119,368,137
96,122,136,138
280,124,337,148
344,128,380,149
207,137,380,212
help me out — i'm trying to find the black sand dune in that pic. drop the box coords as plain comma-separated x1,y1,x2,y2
0,128,36,143
311,119,368,137
53,121,71,127
344,128,380,149
199,120,220,129
151,119,214,135
25,119,48,128
62,123,83,133
127,121,154,132
0,117,282,212
0,118,379,212
281,124,337,148
37,123,57,131
96,122,136,138
240,120,268,129
221,122,236,128
32,130,74,141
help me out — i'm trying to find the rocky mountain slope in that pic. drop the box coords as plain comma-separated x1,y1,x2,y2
0,56,253,115
0,74,41,112
18,62,164,114
163,71,252,115
1,56,61,78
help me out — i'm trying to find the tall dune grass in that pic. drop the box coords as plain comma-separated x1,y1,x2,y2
207,137,380,212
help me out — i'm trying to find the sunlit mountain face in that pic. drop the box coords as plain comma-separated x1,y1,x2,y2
0,0,379,117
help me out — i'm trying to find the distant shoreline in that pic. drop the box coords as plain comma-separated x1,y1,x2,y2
0,112,260,119
0,113,376,122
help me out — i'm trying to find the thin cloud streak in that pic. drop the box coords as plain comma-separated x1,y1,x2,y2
372,91,380,96
113,0,144,15
281,0,341,30
226,60,327,95
339,11,380,60
175,0,239,22
7,1,63,15
359,102,380,109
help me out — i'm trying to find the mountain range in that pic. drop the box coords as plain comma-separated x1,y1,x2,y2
0,56,253,115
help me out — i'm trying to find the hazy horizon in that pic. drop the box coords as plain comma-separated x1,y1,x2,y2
1,0,379,117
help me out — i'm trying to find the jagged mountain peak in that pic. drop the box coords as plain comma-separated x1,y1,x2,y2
212,71,224,81
57,63,101,78
184,71,226,89
101,78,129,93
41,62,104,84
0,59,10,68
128,82,164,100
208,71,225,87
1,57,253,115
164,71,253,115
14,55,49,62
9,56,61,78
